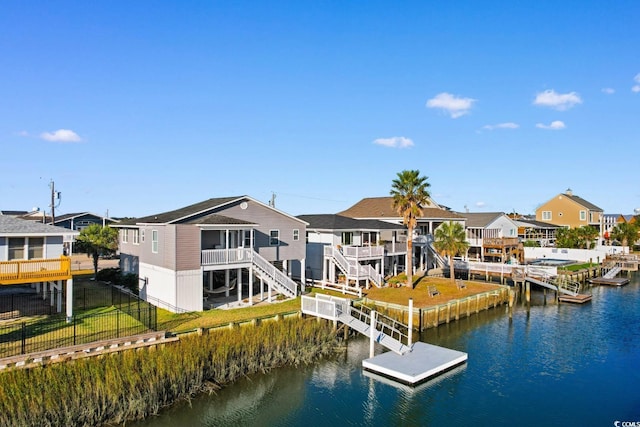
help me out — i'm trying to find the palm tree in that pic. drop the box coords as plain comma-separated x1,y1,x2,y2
434,221,469,283
75,224,119,279
390,170,431,287
611,222,639,248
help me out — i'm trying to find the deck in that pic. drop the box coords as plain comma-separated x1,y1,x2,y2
0,257,72,285
590,277,630,286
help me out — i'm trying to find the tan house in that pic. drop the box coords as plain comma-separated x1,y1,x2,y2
535,189,603,230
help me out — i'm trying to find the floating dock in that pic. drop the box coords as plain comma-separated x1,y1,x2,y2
362,342,467,385
558,294,593,304
590,277,630,286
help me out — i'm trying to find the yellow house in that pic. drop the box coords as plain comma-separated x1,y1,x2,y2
535,189,603,230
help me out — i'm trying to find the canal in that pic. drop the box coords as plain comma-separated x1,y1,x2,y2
132,274,640,426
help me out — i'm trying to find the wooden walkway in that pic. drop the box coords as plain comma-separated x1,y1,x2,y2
0,331,178,371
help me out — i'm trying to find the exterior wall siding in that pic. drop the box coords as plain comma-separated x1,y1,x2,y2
45,236,64,258
215,199,307,263
139,262,177,311
176,269,203,312
175,225,201,271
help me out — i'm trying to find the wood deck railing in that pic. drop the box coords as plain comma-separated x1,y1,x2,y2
0,256,72,285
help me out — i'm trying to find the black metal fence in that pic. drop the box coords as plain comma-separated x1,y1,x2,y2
0,289,63,319
0,285,157,358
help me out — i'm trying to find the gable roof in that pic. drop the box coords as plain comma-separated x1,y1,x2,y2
458,212,507,228
54,212,119,223
338,197,463,220
297,214,405,231
563,193,603,211
184,213,257,226
0,215,80,236
116,196,307,227
0,210,29,216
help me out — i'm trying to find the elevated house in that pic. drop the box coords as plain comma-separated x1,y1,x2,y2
460,212,522,263
114,196,308,313
298,214,406,293
535,189,604,232
513,217,561,248
338,197,465,271
0,216,78,317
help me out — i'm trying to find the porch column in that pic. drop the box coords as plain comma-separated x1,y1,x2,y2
66,278,73,320
301,258,306,292
248,266,253,305
42,282,48,300
268,279,272,302
225,270,230,297
208,271,213,291
260,276,265,301
50,282,55,307
237,268,242,302
56,280,62,313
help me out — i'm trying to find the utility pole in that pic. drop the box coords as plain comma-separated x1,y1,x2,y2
49,180,61,225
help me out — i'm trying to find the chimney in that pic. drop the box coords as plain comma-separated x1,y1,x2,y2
566,188,573,196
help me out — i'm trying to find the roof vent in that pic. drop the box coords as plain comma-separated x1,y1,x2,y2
566,188,573,196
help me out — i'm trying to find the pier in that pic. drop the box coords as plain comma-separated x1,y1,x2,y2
302,294,467,385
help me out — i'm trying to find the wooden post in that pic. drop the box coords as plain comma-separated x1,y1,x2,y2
408,298,413,346
369,310,377,358
446,303,451,324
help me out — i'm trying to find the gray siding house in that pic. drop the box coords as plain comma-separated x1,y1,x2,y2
115,196,308,313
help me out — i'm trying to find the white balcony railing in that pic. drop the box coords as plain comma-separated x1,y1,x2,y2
342,245,385,259
201,248,252,266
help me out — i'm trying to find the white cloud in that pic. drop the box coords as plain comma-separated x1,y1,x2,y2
482,122,519,131
373,136,414,148
39,129,83,143
633,86,640,93
426,92,476,118
602,88,615,94
15,130,30,137
536,120,566,130
475,201,486,208
533,89,582,111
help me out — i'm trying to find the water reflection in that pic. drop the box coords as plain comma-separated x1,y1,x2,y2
133,274,640,426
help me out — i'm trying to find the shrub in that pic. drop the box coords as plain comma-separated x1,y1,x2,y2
96,267,121,283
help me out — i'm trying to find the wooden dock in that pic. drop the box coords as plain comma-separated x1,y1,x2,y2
558,294,592,304
362,342,467,385
590,277,630,286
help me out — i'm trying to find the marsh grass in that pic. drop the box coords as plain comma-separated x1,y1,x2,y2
0,317,337,427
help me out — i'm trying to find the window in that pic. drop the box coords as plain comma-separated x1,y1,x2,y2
293,229,299,241
133,229,140,245
580,211,586,221
341,232,353,245
8,238,25,260
28,237,44,259
244,230,253,248
141,229,145,242
152,230,158,253
122,229,128,243
542,211,551,221
269,230,279,246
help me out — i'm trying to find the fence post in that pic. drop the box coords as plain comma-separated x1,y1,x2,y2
21,322,26,355
73,316,77,346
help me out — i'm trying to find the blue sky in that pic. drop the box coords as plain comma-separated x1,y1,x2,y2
2,1,639,219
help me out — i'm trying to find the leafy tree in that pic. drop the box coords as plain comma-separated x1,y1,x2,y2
75,224,119,279
610,222,639,248
434,221,469,283
523,240,541,247
390,170,431,288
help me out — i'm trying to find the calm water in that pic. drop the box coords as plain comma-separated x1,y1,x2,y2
133,274,640,426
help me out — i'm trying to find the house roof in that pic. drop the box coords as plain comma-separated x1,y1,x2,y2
297,214,405,231
514,218,562,229
54,212,119,223
562,193,603,211
457,212,506,228
184,213,257,226
116,195,307,227
0,210,29,216
338,197,463,220
0,215,80,236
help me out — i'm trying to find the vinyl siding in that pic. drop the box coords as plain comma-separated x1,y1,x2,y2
175,225,201,271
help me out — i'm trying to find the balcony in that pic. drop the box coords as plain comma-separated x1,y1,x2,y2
342,245,385,260
483,237,520,247
201,248,252,266
0,256,72,286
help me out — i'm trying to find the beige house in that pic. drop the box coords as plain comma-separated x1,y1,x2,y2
535,189,603,230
